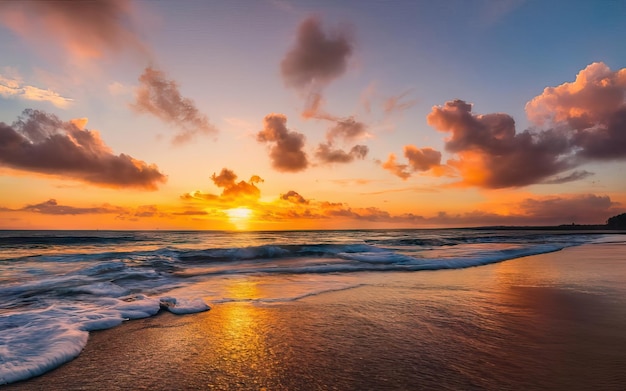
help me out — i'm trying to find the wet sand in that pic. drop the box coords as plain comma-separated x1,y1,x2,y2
5,242,626,390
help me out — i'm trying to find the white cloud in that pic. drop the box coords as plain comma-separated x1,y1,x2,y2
0,74,73,108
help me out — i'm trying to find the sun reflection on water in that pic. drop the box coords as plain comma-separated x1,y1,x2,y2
206,278,280,387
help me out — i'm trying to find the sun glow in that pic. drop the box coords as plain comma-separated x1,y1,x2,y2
225,207,253,230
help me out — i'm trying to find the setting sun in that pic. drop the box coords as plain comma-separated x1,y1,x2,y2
225,207,253,229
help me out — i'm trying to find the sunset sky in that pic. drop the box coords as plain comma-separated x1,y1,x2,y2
1,0,625,230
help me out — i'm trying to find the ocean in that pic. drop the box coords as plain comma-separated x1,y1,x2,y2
0,229,624,387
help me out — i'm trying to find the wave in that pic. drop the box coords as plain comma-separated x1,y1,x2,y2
0,295,209,385
0,234,143,247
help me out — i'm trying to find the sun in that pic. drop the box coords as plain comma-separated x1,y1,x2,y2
225,207,253,230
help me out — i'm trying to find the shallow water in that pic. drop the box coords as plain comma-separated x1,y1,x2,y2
1,230,624,386
4,241,626,390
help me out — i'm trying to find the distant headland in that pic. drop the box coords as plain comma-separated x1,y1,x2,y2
475,212,626,231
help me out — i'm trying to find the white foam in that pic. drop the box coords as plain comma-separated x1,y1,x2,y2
0,315,88,385
159,296,211,314
113,296,161,319
0,294,210,385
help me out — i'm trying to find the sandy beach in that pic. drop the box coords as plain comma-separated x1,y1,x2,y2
5,241,626,390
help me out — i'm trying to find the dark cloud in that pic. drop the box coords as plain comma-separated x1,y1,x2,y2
413,63,626,189
280,190,309,205
326,117,368,142
3,199,174,221
132,67,217,144
257,114,309,172
211,168,263,200
313,117,369,165
517,194,618,225
542,170,594,185
20,199,121,215
315,143,368,164
427,99,572,188
281,16,353,91
0,0,148,60
279,15,369,167
0,109,166,189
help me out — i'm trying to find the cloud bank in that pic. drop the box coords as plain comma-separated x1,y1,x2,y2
19,199,122,215
132,67,218,144
427,99,572,188
0,109,166,189
382,63,626,189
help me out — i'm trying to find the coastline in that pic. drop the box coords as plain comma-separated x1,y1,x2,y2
5,241,626,390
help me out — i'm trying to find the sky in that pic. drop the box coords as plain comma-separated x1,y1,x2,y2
0,0,625,230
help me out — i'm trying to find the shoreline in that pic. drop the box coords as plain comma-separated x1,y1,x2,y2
5,242,626,390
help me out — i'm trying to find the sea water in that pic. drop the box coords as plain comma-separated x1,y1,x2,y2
0,229,621,385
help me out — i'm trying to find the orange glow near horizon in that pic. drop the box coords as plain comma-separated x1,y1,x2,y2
225,207,253,230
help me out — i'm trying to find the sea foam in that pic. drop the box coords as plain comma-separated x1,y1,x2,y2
0,294,209,385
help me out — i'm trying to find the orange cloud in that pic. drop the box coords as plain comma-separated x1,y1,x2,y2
526,62,626,126
381,145,446,180
385,63,626,189
381,153,411,180
132,67,218,144
0,0,148,61
0,109,166,189
427,99,573,188
526,62,626,159
257,114,309,173
210,168,263,201
181,168,264,208
404,146,442,171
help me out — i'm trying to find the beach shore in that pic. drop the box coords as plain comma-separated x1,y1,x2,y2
6,242,626,390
